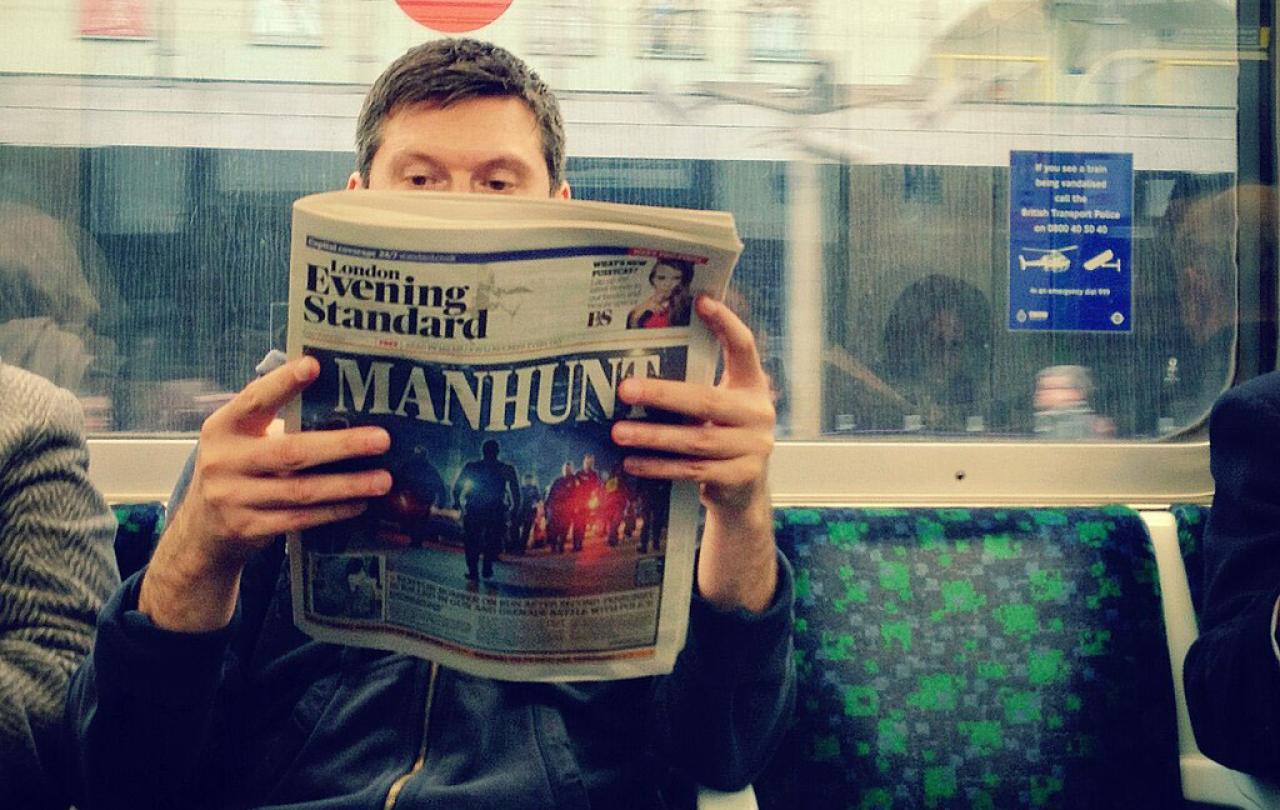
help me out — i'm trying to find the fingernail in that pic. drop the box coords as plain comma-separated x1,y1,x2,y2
613,423,633,443
294,357,319,381
368,429,391,451
372,471,393,493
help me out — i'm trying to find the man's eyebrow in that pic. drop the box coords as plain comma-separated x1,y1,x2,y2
388,152,446,172
387,152,535,178
473,156,535,177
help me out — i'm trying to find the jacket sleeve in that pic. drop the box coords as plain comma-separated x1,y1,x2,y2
0,371,118,810
653,550,796,791
66,446,250,810
1185,374,1280,777
67,571,244,810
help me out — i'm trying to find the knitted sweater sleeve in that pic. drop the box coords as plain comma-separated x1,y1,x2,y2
0,366,119,808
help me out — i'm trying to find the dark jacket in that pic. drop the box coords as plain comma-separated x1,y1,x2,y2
1185,370,1280,777
67,532,794,809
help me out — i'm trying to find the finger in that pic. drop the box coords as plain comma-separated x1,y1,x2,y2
695,296,768,389
214,357,320,436
622,454,764,490
235,468,393,509
618,378,774,428
242,427,391,474
240,502,372,539
612,420,771,462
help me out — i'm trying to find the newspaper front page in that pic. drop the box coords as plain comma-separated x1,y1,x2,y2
284,191,742,681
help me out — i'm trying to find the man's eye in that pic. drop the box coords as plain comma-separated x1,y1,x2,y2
409,175,430,187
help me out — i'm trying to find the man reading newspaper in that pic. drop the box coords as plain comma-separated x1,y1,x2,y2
68,38,794,809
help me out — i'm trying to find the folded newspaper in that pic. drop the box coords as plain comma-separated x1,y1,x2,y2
284,190,743,681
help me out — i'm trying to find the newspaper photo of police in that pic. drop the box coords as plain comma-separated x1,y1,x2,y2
284,191,741,681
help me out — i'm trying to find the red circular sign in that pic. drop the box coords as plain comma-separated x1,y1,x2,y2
394,1,514,33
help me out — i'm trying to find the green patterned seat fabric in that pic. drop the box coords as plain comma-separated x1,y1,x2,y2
110,501,166,579
1170,503,1208,617
758,506,1180,810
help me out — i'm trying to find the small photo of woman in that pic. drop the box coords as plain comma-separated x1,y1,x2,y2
626,258,694,329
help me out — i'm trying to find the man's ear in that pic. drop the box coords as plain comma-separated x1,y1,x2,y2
555,181,571,201
346,172,364,190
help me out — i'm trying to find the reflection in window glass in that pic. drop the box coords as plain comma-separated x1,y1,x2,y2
745,1,813,63
524,0,596,57
823,167,1251,439
0,198,118,428
0,0,1267,441
638,0,708,60
251,0,324,47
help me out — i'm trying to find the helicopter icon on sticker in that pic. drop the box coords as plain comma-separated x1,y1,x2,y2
1018,246,1077,272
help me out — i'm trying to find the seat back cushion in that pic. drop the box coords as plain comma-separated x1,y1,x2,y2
757,506,1181,810
111,501,165,580
1169,503,1209,617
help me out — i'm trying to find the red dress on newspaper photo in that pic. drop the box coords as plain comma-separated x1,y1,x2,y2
635,308,672,328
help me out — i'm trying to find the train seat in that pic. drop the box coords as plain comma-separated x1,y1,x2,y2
1144,507,1280,809
108,500,1280,809
1169,503,1209,616
758,505,1182,809
110,501,165,579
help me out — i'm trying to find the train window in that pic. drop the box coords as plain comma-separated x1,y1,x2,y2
0,0,1272,475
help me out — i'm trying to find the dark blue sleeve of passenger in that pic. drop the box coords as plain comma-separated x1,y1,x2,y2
654,550,796,791
1184,373,1280,778
67,570,242,810
168,445,197,512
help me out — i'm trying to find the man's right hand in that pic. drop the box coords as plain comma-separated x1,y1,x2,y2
138,356,392,633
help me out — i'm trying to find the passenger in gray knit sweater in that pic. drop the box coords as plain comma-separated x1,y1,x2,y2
0,362,118,810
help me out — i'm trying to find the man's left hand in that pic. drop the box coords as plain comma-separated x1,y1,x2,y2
612,295,777,613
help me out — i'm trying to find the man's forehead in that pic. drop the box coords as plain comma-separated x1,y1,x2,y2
386,95,538,125
377,96,545,161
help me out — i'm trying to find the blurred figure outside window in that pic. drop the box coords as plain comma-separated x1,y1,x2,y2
881,274,994,433
1032,364,1114,439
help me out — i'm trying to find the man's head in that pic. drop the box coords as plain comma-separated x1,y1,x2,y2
351,38,568,198
1167,183,1273,346
482,439,500,460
